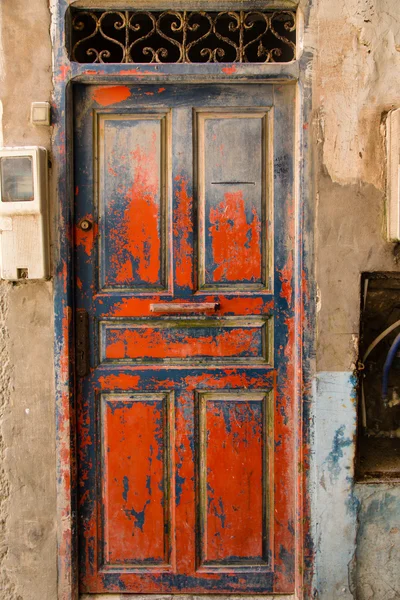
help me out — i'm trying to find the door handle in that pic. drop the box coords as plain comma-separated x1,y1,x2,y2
150,302,218,314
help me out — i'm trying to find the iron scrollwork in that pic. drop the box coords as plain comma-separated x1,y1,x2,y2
70,9,296,64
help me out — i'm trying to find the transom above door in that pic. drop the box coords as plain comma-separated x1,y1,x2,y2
74,83,296,594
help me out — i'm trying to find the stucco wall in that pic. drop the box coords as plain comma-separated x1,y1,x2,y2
0,1,56,599
310,0,400,598
0,0,399,599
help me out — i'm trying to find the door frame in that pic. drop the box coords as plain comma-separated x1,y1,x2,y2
51,3,314,599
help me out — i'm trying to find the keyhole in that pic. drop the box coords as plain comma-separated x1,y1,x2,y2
79,219,92,231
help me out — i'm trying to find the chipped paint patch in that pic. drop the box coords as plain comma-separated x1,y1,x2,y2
324,425,352,483
222,65,237,74
93,86,130,106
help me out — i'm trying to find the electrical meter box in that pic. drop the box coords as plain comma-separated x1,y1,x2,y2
0,147,49,280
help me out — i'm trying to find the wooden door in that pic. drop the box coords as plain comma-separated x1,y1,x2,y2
74,83,296,594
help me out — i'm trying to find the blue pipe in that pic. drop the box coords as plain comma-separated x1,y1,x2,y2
382,331,400,408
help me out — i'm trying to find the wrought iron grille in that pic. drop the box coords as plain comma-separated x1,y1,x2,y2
69,9,296,64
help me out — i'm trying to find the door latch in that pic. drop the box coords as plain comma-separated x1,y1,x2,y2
76,309,89,377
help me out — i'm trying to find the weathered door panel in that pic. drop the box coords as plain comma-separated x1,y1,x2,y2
74,83,296,594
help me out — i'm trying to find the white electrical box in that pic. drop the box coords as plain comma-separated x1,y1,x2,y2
387,108,400,241
0,147,49,280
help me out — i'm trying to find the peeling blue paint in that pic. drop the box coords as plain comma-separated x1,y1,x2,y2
124,499,151,532
122,475,129,503
355,485,400,599
325,425,352,483
212,497,226,529
312,371,358,600
345,477,360,518
278,544,295,583
175,472,185,507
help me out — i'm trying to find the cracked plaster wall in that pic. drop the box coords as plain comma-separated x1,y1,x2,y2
355,485,400,599
312,0,400,373
0,0,400,599
310,0,400,599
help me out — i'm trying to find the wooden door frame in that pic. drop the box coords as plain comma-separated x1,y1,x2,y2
51,3,314,599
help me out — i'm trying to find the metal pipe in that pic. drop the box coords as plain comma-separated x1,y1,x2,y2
382,331,400,408
362,318,400,363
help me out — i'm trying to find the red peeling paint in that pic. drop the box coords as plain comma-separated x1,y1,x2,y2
110,133,161,285
174,176,193,288
75,214,96,257
279,253,293,307
60,306,71,403
55,64,71,83
105,327,262,360
182,371,273,391
175,391,194,573
103,399,167,564
57,300,73,600
209,191,261,282
105,296,273,318
93,86,131,107
206,399,264,562
121,68,155,76
216,296,272,315
222,65,237,74
98,374,140,390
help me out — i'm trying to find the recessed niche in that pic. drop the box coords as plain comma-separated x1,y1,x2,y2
357,272,400,482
